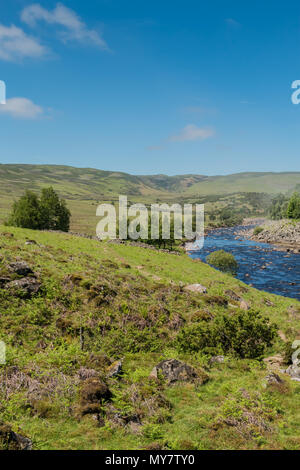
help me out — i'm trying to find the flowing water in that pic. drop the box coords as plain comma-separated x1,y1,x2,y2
189,225,300,300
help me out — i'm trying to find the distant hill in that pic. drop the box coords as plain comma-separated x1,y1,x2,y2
0,164,299,200
0,164,299,233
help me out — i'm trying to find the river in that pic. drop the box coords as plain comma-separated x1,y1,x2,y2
188,225,300,301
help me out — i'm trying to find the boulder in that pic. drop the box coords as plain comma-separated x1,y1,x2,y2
8,262,34,277
285,364,300,381
265,372,285,385
150,359,208,385
209,355,225,365
0,422,32,450
6,278,41,298
25,240,37,246
225,290,242,302
77,367,99,381
107,360,123,378
184,284,207,294
240,300,250,311
0,277,11,288
263,354,284,370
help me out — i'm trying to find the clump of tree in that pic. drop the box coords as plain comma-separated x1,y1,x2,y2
7,187,71,232
286,192,300,220
269,194,288,220
216,207,243,227
206,249,238,275
269,192,300,220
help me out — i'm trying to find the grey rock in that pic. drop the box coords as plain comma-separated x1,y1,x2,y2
209,355,225,365
107,360,123,378
265,372,285,385
240,300,250,311
225,290,242,302
12,432,33,450
184,284,207,294
150,359,207,385
25,240,37,246
0,277,11,287
8,261,34,277
285,364,300,379
6,278,41,298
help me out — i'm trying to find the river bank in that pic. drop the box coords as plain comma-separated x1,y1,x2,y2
235,219,300,253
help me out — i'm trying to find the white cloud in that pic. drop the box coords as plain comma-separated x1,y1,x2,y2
21,3,108,49
0,97,43,119
169,124,215,142
0,24,47,61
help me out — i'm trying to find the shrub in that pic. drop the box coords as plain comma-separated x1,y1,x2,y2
177,310,277,359
206,250,238,274
253,226,264,236
7,187,71,232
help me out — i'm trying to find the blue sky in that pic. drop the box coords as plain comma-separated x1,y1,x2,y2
0,0,300,175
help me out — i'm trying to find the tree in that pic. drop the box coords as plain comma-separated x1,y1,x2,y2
39,187,71,231
269,194,288,220
7,190,41,229
286,192,300,220
7,187,71,232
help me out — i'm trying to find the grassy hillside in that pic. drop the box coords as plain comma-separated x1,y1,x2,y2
0,164,299,234
0,227,300,450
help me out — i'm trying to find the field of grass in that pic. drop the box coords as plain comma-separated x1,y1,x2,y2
0,226,300,450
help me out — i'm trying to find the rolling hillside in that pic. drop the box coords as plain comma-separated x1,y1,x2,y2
0,226,299,450
0,164,299,234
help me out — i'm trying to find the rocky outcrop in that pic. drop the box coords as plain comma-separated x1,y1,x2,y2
265,372,285,386
0,422,32,450
239,220,300,252
150,359,208,385
8,261,34,276
6,278,41,298
1,260,41,298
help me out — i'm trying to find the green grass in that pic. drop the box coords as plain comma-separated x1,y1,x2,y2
0,226,300,450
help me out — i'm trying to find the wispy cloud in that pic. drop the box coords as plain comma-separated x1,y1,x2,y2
169,124,215,142
225,18,241,28
21,3,109,49
0,97,44,119
0,24,47,61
